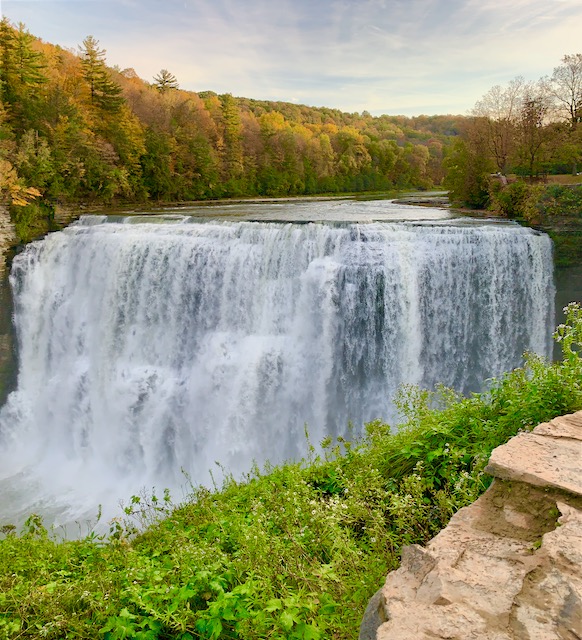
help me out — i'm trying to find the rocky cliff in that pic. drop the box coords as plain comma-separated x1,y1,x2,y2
0,206,16,401
360,411,582,640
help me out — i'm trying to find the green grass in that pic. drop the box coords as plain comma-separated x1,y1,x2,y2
1,303,581,640
545,174,582,185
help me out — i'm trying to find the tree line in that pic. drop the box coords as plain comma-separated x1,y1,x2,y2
1,18,579,240
0,19,464,239
444,54,582,210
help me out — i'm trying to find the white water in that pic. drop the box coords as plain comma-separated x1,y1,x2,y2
0,209,554,528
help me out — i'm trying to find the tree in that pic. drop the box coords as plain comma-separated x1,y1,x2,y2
153,69,179,93
0,20,48,129
545,53,582,129
0,18,17,103
333,126,371,176
220,93,244,184
544,53,582,174
13,23,46,88
443,123,494,209
472,77,525,174
15,129,55,189
79,35,124,113
515,87,553,178
0,158,41,206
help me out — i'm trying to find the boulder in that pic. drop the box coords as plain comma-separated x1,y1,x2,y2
361,411,582,640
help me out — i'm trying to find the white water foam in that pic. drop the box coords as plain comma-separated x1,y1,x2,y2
0,215,554,529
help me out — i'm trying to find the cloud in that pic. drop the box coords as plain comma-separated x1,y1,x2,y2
3,0,582,115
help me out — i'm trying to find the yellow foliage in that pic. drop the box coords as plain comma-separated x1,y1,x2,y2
0,159,41,205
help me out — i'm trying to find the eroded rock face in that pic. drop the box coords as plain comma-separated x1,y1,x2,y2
361,412,582,640
0,205,16,402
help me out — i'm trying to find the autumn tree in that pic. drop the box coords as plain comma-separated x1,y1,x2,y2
333,126,371,176
443,119,494,208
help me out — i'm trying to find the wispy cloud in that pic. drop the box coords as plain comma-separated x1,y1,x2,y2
4,0,581,115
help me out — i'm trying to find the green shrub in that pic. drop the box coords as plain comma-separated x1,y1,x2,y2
9,200,56,243
488,181,545,221
537,184,582,218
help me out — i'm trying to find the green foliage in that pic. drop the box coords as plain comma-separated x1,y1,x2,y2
555,302,582,364
9,200,55,242
537,184,582,218
488,180,545,220
80,35,124,114
0,20,47,130
443,138,493,208
1,306,581,639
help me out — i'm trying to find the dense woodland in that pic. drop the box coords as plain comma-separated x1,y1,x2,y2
0,20,461,209
0,18,580,240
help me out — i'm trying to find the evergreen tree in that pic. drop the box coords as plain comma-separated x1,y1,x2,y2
0,20,47,129
153,69,179,93
79,35,124,113
13,23,46,88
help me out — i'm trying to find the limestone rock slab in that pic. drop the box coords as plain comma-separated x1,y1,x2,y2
533,411,582,440
365,412,582,640
485,412,582,497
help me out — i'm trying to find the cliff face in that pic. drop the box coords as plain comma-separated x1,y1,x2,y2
0,206,16,402
0,206,16,266
361,411,582,640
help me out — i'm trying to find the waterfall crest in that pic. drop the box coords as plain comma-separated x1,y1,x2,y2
0,217,554,525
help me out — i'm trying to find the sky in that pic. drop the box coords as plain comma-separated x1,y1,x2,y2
1,0,581,117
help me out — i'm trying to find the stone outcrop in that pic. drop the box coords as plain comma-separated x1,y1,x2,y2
0,205,16,270
361,411,582,640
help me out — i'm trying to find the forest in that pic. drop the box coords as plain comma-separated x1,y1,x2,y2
0,20,459,212
0,18,580,241
444,53,582,214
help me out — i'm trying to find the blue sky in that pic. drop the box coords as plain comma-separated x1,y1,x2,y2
2,0,581,116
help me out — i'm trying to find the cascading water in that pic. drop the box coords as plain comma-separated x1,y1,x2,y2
0,210,554,528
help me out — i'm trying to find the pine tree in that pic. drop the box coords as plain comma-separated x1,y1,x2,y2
0,18,17,103
13,23,46,88
0,21,46,104
79,35,124,113
0,20,48,132
153,69,179,93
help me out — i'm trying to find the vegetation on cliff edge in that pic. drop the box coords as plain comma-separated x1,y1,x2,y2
0,303,580,640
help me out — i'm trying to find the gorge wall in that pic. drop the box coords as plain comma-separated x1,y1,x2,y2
360,411,582,640
0,206,16,404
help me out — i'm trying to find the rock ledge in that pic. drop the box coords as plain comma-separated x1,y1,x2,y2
360,411,582,640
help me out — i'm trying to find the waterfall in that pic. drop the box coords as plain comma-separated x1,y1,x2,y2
0,215,554,526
